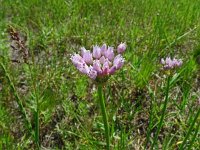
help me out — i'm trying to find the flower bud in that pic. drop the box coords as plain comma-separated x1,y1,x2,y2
117,43,126,53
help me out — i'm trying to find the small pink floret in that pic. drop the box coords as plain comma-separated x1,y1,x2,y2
93,45,101,59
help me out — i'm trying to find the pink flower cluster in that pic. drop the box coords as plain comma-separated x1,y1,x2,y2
161,57,183,70
71,43,126,80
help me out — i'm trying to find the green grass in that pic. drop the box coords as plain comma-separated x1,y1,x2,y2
0,0,200,149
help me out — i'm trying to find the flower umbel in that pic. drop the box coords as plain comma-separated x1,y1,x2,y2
161,57,182,70
71,43,126,81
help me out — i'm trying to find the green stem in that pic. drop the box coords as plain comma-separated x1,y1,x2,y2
187,118,200,150
0,62,33,133
35,97,40,149
179,108,200,150
151,76,170,149
98,84,110,150
145,87,154,148
28,65,40,148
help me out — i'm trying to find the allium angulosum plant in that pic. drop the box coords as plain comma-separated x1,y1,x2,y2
151,57,183,149
71,43,126,150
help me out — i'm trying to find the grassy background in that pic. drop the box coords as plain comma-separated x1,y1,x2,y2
0,0,200,149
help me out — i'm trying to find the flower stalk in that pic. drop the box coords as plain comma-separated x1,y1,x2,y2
152,76,171,149
98,84,110,150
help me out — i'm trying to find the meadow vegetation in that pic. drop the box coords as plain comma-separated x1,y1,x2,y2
0,0,200,149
